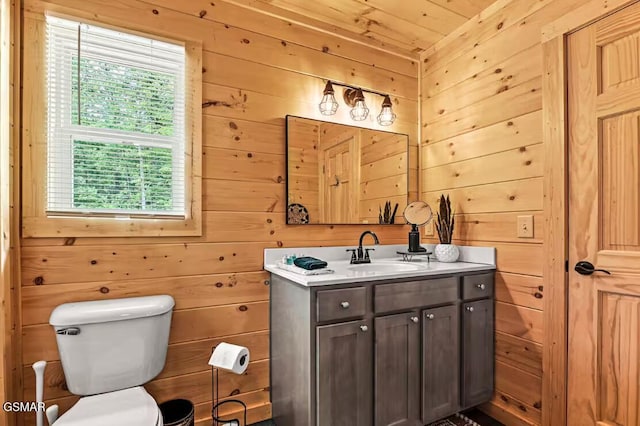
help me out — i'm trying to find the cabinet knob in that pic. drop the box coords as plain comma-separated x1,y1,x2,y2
476,283,486,290
340,301,350,309
425,313,435,320
466,306,475,312
410,316,419,323
360,325,368,332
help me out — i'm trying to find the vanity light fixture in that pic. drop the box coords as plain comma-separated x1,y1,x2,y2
349,89,369,121
377,95,396,126
318,80,396,126
318,81,339,115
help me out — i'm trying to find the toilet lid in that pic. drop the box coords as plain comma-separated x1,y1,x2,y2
55,386,161,426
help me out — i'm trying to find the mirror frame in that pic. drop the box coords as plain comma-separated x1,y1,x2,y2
285,115,410,225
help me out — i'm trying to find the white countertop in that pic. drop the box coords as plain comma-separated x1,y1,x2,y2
265,258,495,286
264,244,495,287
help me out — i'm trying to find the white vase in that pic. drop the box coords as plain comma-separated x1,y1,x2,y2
434,243,459,263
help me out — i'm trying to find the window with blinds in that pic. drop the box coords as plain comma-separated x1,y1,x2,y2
46,16,186,218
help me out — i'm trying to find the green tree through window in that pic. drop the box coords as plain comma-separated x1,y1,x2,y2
69,56,177,211
73,141,173,211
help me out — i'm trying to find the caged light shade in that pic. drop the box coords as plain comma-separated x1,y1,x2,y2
349,89,369,121
318,81,339,115
377,95,396,126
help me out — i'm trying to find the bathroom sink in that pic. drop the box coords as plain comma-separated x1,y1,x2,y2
347,262,422,273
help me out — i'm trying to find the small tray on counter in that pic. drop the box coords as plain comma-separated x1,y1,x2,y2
396,250,433,262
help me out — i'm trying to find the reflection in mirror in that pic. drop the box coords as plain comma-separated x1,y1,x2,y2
286,115,409,225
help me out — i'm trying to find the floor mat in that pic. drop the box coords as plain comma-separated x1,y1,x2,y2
427,413,482,426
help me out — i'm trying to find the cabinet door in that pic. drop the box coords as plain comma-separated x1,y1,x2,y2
374,312,421,426
461,298,494,408
422,304,460,424
317,320,372,426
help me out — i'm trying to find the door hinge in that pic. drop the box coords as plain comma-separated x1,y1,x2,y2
565,260,569,273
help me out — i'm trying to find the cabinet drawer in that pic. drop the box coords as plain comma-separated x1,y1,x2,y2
462,273,494,300
374,277,458,314
317,287,367,322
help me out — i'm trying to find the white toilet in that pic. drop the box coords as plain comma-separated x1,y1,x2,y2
49,295,175,426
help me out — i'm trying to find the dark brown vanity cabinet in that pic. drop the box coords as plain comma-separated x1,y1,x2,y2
461,298,495,408
374,312,421,426
422,304,460,424
317,320,373,426
270,271,495,426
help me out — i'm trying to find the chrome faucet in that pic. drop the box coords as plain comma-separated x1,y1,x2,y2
347,231,380,264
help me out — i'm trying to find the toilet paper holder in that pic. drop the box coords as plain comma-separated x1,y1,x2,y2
208,343,250,426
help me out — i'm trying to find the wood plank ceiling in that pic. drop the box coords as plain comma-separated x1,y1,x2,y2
225,0,498,57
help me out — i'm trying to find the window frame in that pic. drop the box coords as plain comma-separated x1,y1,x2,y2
22,12,202,237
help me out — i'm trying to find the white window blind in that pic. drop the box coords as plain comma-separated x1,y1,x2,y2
46,16,186,218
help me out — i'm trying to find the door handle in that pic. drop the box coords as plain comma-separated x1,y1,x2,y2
574,261,611,276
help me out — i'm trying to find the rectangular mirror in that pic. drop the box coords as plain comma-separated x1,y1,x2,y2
286,115,409,225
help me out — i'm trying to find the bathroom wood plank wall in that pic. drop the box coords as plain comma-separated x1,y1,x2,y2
359,131,409,224
17,0,418,424
0,0,10,416
420,0,586,424
287,117,321,221
1,0,19,421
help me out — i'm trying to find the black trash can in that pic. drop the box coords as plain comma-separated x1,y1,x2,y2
159,399,195,426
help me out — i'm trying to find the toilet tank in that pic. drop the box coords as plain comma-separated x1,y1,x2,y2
49,295,175,396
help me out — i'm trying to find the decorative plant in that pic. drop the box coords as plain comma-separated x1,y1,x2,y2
435,194,455,244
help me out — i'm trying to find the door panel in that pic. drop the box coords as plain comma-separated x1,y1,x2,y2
599,292,640,425
422,304,460,423
461,299,493,409
318,128,360,223
374,312,421,426
601,113,640,251
601,32,640,90
316,320,372,426
568,2,640,424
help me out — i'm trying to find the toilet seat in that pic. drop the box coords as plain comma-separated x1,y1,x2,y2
54,386,162,426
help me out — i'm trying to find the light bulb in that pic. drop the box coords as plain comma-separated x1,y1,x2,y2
350,89,369,121
377,95,396,126
318,81,339,115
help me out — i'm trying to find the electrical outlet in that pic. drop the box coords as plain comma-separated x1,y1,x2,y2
517,215,534,238
424,221,434,237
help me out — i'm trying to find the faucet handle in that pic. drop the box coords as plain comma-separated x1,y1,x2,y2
346,249,357,263
364,248,375,260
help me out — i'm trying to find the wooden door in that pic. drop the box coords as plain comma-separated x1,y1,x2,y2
461,299,494,409
374,312,421,426
422,304,460,423
316,320,372,426
567,3,640,424
318,131,359,223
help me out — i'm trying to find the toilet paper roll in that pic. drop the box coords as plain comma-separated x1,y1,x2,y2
208,342,250,374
